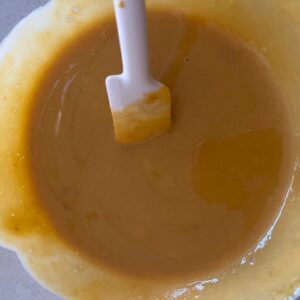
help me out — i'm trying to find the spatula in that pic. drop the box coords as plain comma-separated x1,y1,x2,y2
106,0,171,144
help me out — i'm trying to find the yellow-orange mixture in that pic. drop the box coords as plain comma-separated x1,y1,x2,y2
28,12,294,278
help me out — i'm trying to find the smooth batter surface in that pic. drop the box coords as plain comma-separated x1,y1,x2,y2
29,12,294,278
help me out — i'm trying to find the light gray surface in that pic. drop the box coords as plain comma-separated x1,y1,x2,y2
0,249,60,299
0,2,60,300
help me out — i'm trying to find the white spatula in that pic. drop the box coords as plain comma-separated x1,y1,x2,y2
106,0,171,144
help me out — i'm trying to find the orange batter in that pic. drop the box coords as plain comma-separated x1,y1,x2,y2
28,12,294,278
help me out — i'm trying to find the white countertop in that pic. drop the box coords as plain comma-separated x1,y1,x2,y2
0,2,60,299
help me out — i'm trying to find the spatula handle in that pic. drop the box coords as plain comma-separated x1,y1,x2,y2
113,0,150,81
